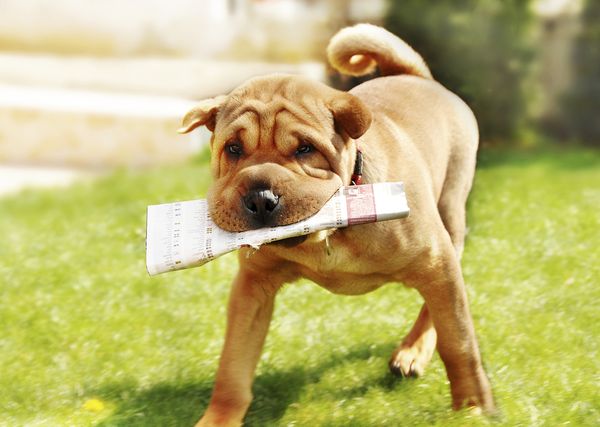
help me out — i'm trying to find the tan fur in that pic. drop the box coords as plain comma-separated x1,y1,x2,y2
180,24,494,426
327,23,433,79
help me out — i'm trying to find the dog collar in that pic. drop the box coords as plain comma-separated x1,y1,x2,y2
351,148,363,185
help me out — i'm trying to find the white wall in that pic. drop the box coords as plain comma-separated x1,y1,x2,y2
0,0,237,56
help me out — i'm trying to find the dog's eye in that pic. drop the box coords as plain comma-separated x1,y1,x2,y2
226,142,243,157
295,144,313,155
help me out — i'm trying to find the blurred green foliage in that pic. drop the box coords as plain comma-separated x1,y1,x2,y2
559,0,600,146
385,0,533,143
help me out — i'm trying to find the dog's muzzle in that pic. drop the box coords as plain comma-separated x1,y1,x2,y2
242,188,281,228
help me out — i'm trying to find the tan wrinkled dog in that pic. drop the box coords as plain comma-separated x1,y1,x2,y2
179,24,495,426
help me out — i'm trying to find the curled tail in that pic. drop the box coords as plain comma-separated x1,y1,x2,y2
327,23,433,80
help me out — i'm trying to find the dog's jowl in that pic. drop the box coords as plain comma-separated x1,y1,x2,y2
179,24,495,426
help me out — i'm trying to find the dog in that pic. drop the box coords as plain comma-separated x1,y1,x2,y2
179,24,495,426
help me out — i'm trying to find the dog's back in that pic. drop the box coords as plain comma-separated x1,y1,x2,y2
327,24,478,255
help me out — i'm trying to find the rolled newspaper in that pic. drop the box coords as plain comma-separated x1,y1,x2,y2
146,182,409,275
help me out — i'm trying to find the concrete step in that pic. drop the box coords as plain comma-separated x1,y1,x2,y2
0,55,325,168
0,84,205,168
0,54,325,98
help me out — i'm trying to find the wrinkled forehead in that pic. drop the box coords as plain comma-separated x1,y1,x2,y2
216,76,334,136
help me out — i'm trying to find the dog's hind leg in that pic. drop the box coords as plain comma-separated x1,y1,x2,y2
389,146,476,379
437,179,470,260
389,303,437,377
416,249,495,412
438,133,478,260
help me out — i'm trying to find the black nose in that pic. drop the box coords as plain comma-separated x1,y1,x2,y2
243,189,280,226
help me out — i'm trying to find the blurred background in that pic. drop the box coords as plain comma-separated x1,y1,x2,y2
0,0,597,195
1,2,599,425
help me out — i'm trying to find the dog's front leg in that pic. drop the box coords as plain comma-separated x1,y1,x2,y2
196,265,283,427
415,252,495,414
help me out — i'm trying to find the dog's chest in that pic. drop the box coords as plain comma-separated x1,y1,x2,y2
298,256,391,295
281,225,411,295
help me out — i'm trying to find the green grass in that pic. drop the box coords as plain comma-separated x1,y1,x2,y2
1,149,599,426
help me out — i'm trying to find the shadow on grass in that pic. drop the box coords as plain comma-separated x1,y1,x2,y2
95,380,213,427
96,342,412,427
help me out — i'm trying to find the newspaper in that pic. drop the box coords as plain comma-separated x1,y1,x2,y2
146,182,409,275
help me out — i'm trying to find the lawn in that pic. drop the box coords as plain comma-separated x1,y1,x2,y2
1,149,599,426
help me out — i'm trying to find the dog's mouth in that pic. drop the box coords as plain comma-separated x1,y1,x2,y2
268,235,308,248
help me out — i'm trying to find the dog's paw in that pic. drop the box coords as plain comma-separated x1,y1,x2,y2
195,417,240,427
388,335,436,378
389,345,427,377
194,411,244,427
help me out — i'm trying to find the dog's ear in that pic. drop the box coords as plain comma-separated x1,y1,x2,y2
328,92,372,139
178,95,227,134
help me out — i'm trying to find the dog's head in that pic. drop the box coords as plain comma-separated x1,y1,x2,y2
179,75,371,232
